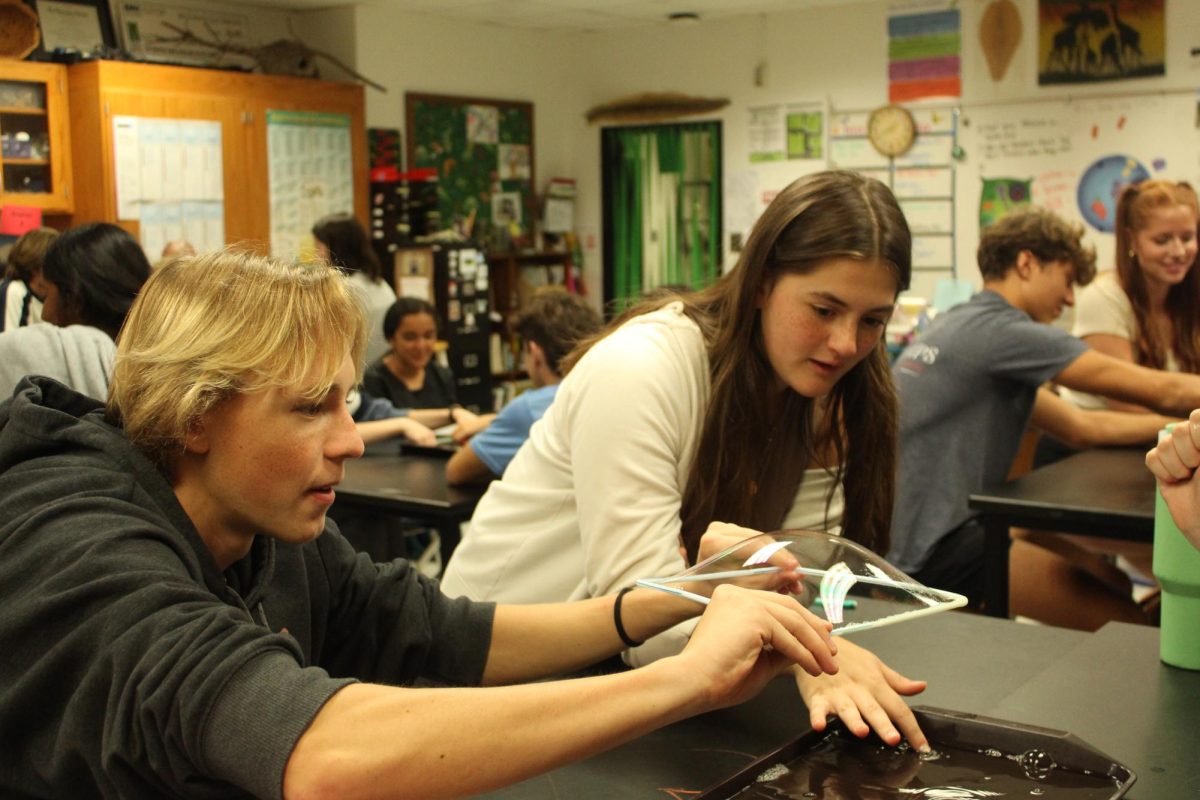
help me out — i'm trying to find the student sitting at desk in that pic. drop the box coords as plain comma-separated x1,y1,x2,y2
446,288,601,485
361,295,482,426
0,226,57,331
0,250,842,799
443,170,932,750
0,223,150,401
888,208,1200,615
356,295,483,565
1061,179,1199,413
364,297,454,405
313,213,396,365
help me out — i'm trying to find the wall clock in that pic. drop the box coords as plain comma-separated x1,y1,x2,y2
867,105,916,158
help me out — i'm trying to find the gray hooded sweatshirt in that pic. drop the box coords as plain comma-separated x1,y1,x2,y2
0,377,494,798
0,323,115,401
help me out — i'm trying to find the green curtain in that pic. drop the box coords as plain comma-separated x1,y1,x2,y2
604,121,721,307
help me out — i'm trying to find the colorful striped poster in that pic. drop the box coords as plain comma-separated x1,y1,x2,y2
888,2,961,102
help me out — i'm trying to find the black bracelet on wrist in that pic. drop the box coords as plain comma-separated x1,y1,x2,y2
613,586,644,648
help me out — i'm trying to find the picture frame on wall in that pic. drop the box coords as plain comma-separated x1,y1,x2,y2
112,1,254,69
22,0,117,60
393,246,435,302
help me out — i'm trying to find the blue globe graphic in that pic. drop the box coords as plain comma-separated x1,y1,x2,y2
1077,155,1151,233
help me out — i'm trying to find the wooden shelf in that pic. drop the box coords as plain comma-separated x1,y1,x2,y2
0,107,47,116
2,158,49,166
487,250,574,316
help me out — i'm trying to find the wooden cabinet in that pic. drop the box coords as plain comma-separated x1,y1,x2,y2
0,61,73,213
66,60,366,251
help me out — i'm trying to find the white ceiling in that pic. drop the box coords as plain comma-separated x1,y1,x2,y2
250,0,866,32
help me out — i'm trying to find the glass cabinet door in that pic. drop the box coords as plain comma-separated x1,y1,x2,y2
0,80,53,195
0,62,72,213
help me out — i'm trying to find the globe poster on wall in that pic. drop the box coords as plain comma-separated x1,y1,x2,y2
1076,154,1150,233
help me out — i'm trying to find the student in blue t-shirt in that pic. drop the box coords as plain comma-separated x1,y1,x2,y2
446,289,601,485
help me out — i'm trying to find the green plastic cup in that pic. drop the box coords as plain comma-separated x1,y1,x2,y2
1153,426,1200,670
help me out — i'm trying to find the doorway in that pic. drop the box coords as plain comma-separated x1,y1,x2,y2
601,121,722,308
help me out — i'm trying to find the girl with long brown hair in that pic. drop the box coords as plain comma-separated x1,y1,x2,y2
442,170,929,749
1064,179,1200,410
313,212,396,365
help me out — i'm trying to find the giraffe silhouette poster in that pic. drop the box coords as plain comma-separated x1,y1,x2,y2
1039,0,1164,85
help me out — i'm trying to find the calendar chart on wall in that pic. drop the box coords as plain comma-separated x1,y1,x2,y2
267,110,354,261
111,116,225,262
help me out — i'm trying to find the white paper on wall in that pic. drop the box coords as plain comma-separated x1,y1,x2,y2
266,110,354,261
112,115,225,256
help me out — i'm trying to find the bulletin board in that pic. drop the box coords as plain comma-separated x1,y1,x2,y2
953,91,1200,286
405,92,535,248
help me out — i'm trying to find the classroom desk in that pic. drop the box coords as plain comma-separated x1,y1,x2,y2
332,446,487,566
968,447,1155,618
480,613,1197,799
990,622,1196,800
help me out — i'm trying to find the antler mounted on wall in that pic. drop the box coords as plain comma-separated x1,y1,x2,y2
585,92,729,124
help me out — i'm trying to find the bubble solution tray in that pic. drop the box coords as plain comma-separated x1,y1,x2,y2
698,706,1136,799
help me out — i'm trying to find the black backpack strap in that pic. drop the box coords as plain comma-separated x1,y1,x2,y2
0,278,11,333
19,285,33,327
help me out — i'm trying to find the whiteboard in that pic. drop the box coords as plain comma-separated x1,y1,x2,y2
953,92,1200,288
723,93,1200,301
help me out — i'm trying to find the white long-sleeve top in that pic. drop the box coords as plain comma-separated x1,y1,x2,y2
440,302,843,664
346,272,398,366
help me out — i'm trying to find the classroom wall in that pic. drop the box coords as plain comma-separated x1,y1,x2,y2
304,0,1200,305
337,4,883,302
566,4,894,288
564,0,1200,299
292,6,357,83
346,6,585,201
